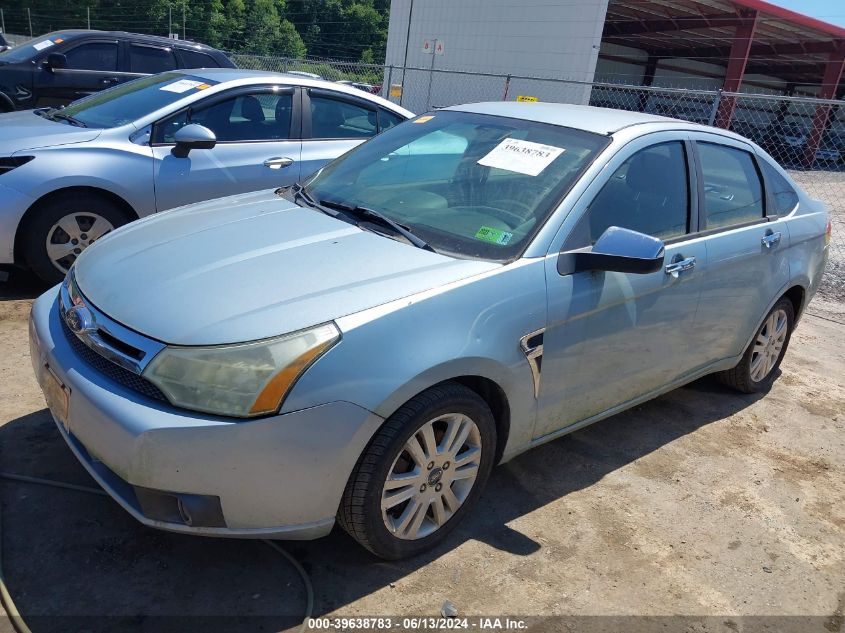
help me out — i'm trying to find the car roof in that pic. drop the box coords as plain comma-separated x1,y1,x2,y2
445,102,699,135
42,30,221,52
167,68,414,117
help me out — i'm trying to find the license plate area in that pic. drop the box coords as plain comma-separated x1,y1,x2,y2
41,364,70,429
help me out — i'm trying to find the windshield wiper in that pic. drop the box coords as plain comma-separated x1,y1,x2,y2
319,198,435,253
47,110,87,127
281,182,351,222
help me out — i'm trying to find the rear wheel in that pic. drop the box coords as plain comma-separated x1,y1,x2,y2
338,383,496,559
717,298,794,393
21,193,130,284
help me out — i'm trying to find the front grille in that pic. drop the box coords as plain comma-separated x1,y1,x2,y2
61,317,168,403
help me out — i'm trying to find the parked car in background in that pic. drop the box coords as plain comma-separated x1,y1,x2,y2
0,30,234,112
336,79,380,94
30,103,829,559
814,132,844,166
0,69,412,282
760,122,808,163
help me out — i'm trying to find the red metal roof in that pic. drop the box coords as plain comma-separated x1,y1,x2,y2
602,0,845,93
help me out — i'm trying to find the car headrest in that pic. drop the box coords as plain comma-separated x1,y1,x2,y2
240,96,265,122
625,152,676,197
275,98,291,125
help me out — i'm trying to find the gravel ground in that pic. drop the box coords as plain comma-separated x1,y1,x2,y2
0,268,843,633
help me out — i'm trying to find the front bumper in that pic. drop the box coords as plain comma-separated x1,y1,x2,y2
0,182,35,264
29,286,384,538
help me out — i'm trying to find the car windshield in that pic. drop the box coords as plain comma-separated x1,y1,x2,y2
0,35,67,63
304,110,608,261
43,72,219,129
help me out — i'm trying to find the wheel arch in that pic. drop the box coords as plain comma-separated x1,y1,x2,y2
14,186,139,265
782,284,806,321
0,92,14,112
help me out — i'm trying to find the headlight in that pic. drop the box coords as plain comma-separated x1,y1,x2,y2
142,323,340,418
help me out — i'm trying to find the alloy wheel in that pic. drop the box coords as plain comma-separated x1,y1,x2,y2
381,413,482,540
750,308,788,382
45,212,115,273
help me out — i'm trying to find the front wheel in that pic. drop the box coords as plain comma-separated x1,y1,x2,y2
21,193,130,284
717,298,795,393
338,383,497,559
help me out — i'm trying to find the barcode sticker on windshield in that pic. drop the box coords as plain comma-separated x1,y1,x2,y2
33,40,55,51
478,138,564,176
160,79,205,93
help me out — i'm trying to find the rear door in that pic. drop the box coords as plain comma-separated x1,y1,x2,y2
151,86,302,211
688,133,791,366
299,88,387,179
33,38,123,107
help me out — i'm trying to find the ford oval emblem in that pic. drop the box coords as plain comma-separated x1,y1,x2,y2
65,305,95,335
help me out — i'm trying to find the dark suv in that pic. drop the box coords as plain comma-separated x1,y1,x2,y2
0,30,234,112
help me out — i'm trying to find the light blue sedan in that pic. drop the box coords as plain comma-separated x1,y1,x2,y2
30,103,829,559
0,68,412,282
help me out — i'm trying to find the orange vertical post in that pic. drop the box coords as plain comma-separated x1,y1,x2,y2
714,10,759,129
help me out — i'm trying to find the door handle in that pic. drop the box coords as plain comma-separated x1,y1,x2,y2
761,232,782,248
100,77,120,85
665,256,696,278
263,157,294,170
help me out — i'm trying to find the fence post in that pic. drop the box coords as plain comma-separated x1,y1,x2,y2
502,74,511,101
27,8,33,37
707,89,723,126
385,65,394,101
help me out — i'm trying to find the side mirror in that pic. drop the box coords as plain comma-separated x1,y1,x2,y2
558,226,665,276
45,52,67,71
171,124,216,158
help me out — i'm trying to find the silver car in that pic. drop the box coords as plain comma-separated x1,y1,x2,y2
0,68,412,282
30,103,829,559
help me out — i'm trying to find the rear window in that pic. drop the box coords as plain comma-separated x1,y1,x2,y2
129,44,177,74
179,49,220,69
697,142,765,229
759,159,799,216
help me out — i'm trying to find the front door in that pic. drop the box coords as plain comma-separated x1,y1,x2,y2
152,88,302,211
535,137,706,439
34,39,126,107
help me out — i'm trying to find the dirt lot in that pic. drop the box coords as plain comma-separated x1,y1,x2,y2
1,269,843,633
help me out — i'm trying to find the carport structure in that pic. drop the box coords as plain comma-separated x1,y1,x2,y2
601,0,845,164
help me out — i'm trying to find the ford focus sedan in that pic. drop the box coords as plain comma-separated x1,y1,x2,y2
0,68,411,283
30,103,829,559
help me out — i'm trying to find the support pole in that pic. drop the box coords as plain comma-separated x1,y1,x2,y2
27,7,33,37
638,55,658,112
714,9,758,129
502,74,511,101
182,1,186,40
1,9,5,36
802,44,845,168
87,6,91,30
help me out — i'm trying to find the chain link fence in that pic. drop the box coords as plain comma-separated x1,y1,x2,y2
4,39,844,301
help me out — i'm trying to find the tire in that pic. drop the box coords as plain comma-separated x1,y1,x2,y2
338,382,497,559
21,193,130,285
717,298,795,394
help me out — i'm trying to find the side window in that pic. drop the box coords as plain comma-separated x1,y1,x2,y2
579,141,689,245
310,94,377,139
64,42,118,71
378,108,405,132
154,92,293,144
698,142,764,229
758,159,798,216
179,49,219,69
129,44,177,74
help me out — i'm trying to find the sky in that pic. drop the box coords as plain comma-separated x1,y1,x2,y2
764,0,845,28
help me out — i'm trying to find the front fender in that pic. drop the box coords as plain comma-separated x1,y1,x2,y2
282,258,549,460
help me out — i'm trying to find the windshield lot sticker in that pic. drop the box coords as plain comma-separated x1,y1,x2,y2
160,79,205,93
475,226,513,245
478,138,565,176
32,40,55,51
414,115,435,124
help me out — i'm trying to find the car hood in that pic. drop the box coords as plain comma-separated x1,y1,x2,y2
0,110,101,154
74,190,499,345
